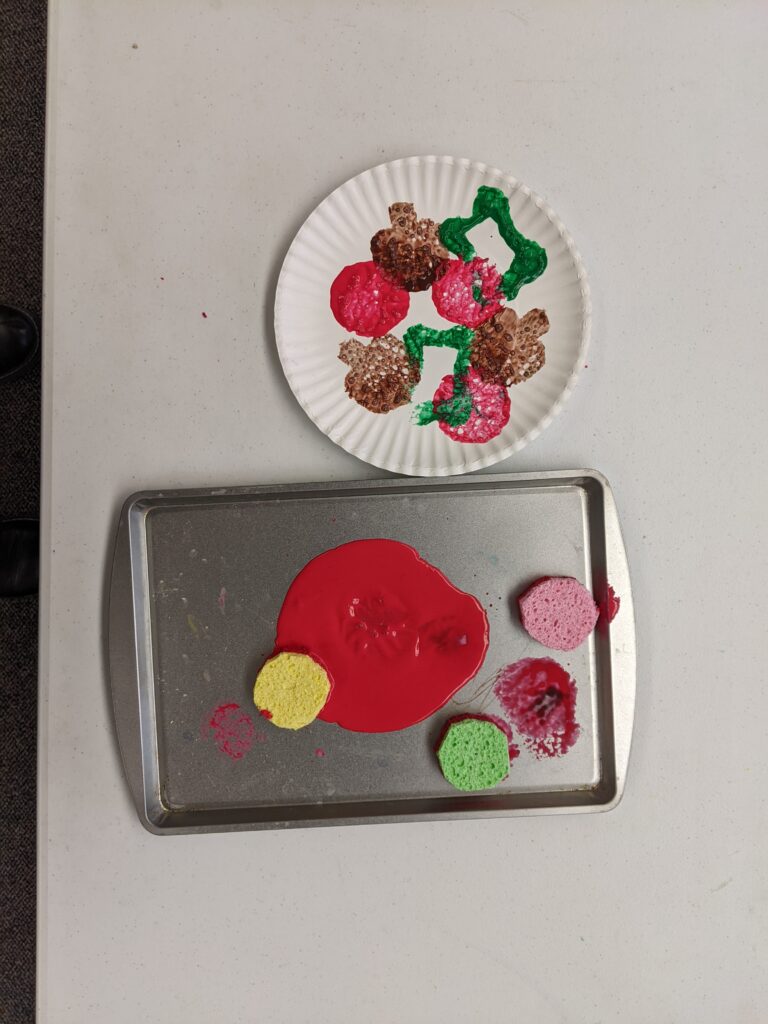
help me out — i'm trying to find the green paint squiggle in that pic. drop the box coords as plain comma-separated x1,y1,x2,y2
439,186,547,301
403,324,474,427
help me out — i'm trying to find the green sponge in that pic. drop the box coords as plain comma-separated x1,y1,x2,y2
436,717,510,792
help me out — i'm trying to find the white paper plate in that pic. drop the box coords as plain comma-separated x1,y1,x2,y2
274,156,590,476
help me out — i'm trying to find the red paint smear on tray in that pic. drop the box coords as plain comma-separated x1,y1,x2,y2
603,584,621,623
494,658,580,758
314,748,326,758
274,540,489,733
259,708,273,720
207,703,254,760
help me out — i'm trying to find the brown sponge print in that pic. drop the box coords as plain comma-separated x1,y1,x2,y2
338,334,421,414
470,307,549,386
370,203,450,292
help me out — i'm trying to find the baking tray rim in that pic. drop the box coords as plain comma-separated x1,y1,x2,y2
107,469,636,835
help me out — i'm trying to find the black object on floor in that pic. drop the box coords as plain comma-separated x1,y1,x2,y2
0,519,39,597
0,0,47,1020
0,305,39,382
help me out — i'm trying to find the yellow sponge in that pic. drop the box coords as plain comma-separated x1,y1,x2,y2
253,652,331,730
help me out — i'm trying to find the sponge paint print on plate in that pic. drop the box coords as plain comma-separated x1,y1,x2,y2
274,156,590,476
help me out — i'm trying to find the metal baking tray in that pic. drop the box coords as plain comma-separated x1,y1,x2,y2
108,471,635,834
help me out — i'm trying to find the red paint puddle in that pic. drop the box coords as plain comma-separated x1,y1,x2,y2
603,584,621,623
274,540,488,732
494,658,580,758
207,703,254,760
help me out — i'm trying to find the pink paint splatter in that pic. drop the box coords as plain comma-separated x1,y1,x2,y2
602,584,621,623
314,748,326,758
217,586,227,613
494,658,580,758
207,703,254,760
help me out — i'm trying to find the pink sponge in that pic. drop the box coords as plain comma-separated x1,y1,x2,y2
518,576,599,651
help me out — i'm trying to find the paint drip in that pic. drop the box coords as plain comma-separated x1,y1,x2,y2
603,584,621,623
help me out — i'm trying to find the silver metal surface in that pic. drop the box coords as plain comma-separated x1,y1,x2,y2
108,471,635,834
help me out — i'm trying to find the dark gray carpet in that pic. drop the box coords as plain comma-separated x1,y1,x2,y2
0,0,46,1020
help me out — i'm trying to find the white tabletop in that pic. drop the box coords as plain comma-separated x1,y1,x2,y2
39,2,767,1021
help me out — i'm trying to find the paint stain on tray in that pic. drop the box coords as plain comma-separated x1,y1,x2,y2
602,584,621,623
206,703,255,760
494,657,580,758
